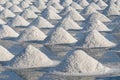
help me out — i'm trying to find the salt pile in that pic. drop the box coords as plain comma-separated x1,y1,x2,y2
89,2,102,10
96,0,108,9
3,2,13,8
42,7,61,20
8,45,54,68
0,25,19,39
0,8,15,19
103,2,120,16
56,16,83,30
47,27,77,45
9,5,23,13
55,50,110,73
51,2,64,11
0,5,4,11
80,30,116,48
10,0,20,5
70,2,83,10
10,15,29,27
30,16,54,29
20,9,38,19
34,0,46,10
64,9,85,21
82,5,98,15
18,1,30,9
87,12,111,22
27,5,40,13
60,0,73,7
78,0,89,7
0,45,14,61
17,26,47,41
0,0,8,5
0,19,6,25
84,19,111,32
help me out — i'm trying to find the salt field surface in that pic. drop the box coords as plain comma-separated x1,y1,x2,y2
0,0,120,80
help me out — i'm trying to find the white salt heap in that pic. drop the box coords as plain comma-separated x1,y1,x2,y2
0,19,6,25
9,5,23,13
51,2,64,11
82,5,98,15
96,0,108,9
46,6,59,13
0,25,19,39
0,8,15,19
84,19,111,32
18,26,47,41
60,0,73,7
20,9,38,19
89,2,102,10
0,5,4,11
57,16,82,30
0,45,14,61
47,27,77,45
10,0,20,5
8,45,54,68
81,30,116,48
34,0,46,10
64,9,85,21
70,2,83,10
55,50,110,73
88,12,111,22
78,0,89,7
27,5,40,13
30,16,54,29
18,1,30,9
3,2,13,8
103,2,120,16
42,7,61,20
10,15,29,27
0,0,8,5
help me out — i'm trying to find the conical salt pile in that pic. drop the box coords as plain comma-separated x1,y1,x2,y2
18,1,30,9
116,0,120,7
34,0,46,10
64,9,85,21
89,2,102,10
55,50,110,73
17,26,47,41
8,45,54,68
51,2,64,11
10,15,29,27
57,16,82,30
46,6,59,13
0,19,6,25
80,30,116,48
78,0,89,7
0,5,4,11
0,25,19,39
0,0,8,5
96,0,108,9
10,0,20,5
47,27,77,45
9,5,23,13
3,2,13,8
30,16,54,29
82,5,98,15
70,2,83,10
87,12,111,22
27,5,40,13
103,2,120,16
20,9,38,19
84,19,111,32
0,45,14,61
0,8,15,19
60,0,73,7
42,7,61,20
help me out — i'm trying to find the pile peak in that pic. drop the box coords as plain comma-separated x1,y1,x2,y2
9,5,23,13
78,0,89,7
60,0,73,7
10,15,29,27
3,1,13,8
30,16,54,29
8,45,54,68
80,30,116,48
0,45,14,61
20,9,38,19
57,16,83,30
84,19,111,32
0,25,19,39
96,0,108,9
19,1,30,9
17,26,47,41
55,50,110,73
51,2,64,10
89,2,102,10
42,7,61,20
47,27,77,45
34,0,46,10
70,2,83,10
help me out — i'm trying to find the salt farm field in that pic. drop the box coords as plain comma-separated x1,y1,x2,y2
0,0,120,80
